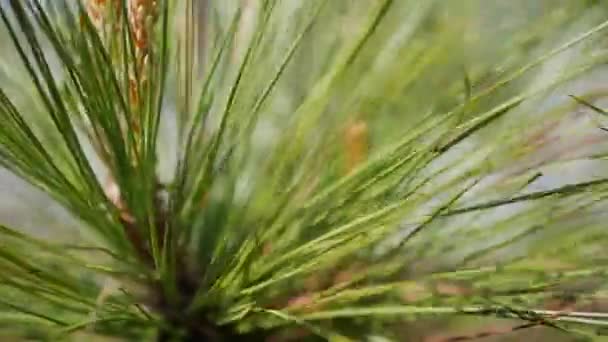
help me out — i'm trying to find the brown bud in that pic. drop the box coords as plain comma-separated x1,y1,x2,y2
344,119,369,173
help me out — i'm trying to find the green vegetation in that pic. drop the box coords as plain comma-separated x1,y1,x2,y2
0,0,608,340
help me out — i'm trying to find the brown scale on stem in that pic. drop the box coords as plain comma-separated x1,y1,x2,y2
104,175,152,264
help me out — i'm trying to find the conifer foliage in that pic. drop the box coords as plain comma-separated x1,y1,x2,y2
0,0,608,341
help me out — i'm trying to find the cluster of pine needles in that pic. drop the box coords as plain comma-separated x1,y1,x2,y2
1,0,608,341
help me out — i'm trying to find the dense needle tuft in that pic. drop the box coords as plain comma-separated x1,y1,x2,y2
0,1,607,341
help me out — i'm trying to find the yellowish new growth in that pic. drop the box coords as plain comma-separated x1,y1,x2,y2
87,0,158,52
128,0,158,60
86,0,158,92
128,0,158,110
85,0,119,36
